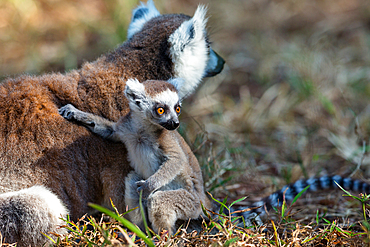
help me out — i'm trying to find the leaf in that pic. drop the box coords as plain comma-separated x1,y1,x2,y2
315,210,320,225
41,232,56,244
110,198,120,216
230,196,248,208
219,196,228,215
139,190,152,238
281,200,286,218
224,237,239,246
201,202,212,220
290,185,310,206
208,192,229,211
89,203,155,247
213,222,224,232
271,220,281,247
334,181,360,201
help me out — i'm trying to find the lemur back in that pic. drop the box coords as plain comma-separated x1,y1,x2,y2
59,78,215,234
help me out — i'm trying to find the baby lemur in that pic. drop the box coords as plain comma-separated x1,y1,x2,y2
59,78,214,234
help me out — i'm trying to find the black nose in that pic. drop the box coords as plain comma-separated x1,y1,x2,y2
161,120,179,130
172,121,179,129
204,49,225,77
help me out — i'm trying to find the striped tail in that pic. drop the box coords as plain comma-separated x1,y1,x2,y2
235,175,370,225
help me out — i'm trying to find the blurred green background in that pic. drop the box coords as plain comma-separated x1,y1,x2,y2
2,0,370,203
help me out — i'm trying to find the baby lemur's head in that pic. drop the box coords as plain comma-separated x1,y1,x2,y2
124,78,183,131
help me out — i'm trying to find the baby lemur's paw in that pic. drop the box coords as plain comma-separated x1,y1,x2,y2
59,104,80,121
136,180,151,199
59,104,95,127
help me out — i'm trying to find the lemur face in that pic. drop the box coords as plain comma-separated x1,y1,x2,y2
127,0,225,99
125,79,182,131
151,89,181,131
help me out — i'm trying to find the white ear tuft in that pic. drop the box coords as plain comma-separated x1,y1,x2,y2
168,5,209,99
125,78,146,103
168,78,184,93
168,5,208,53
192,5,208,33
127,0,161,39
126,78,144,91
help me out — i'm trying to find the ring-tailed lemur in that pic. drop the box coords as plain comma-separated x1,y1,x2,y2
59,78,216,234
59,80,370,233
0,1,224,246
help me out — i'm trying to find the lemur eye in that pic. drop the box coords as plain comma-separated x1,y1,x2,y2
175,106,181,114
157,107,165,115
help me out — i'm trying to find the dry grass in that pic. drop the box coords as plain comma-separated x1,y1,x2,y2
2,0,370,245
39,202,368,246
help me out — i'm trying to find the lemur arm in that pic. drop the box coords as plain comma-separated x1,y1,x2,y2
58,104,121,142
137,148,186,198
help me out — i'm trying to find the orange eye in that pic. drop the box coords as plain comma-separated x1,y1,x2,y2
157,107,165,115
175,106,181,114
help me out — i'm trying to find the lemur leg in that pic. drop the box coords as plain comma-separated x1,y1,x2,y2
147,189,202,235
125,171,148,231
59,104,119,141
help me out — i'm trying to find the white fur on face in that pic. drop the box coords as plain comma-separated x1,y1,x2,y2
127,0,161,39
168,5,209,99
153,89,180,109
150,89,180,125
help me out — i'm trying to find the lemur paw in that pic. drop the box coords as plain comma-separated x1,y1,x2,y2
136,180,151,199
59,104,79,121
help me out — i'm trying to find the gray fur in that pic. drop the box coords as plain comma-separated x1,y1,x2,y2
59,79,214,234
0,186,67,247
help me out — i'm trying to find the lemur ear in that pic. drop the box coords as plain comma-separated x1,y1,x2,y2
127,0,161,39
168,78,185,93
125,78,146,106
168,5,208,54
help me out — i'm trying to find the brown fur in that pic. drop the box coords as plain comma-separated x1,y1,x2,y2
0,14,198,247
0,14,190,219
144,80,177,97
0,4,225,243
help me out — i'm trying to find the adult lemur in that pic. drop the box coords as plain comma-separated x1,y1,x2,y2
59,78,215,234
0,1,224,246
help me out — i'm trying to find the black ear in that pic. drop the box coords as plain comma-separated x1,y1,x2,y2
125,92,142,107
127,0,160,39
133,8,149,20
